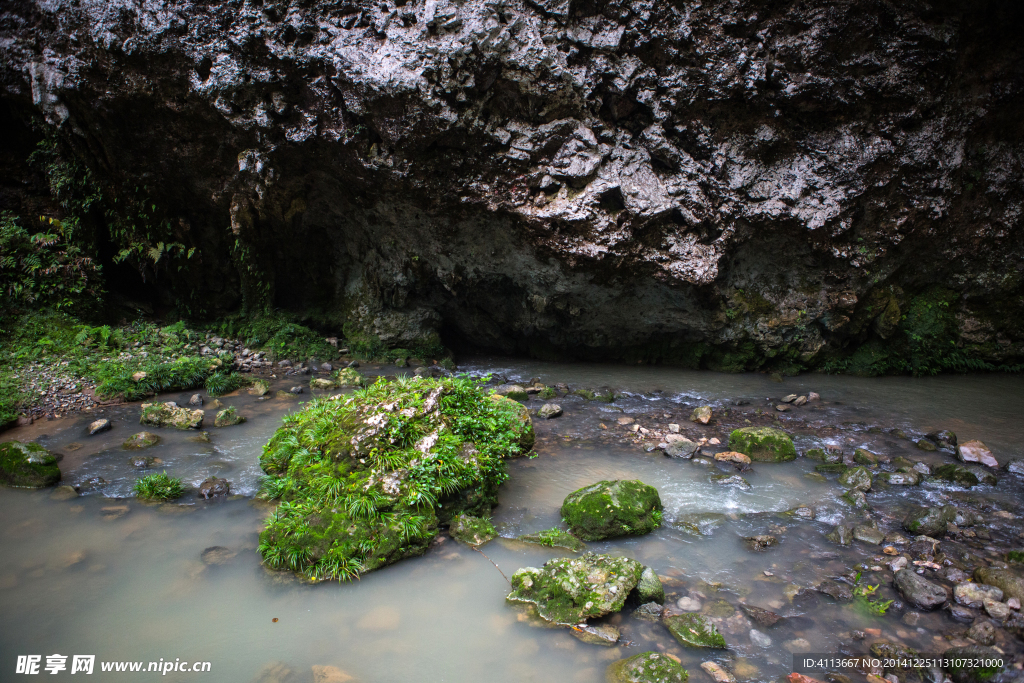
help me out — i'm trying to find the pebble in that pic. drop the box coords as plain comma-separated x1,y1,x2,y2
676,596,702,611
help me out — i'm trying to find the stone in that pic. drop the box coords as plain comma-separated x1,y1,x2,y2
320,363,333,372
888,556,909,572
839,466,873,491
493,384,528,400
123,431,160,450
1009,598,1021,610
744,535,777,551
668,423,680,433
827,525,854,545
781,394,798,403
140,402,204,430
701,662,736,683
189,431,212,443
878,470,921,486
854,448,878,466
727,427,796,462
917,439,938,452
853,525,885,545
842,488,868,508
198,477,230,499
676,596,702,611
309,378,337,390
310,665,354,683
570,622,620,646
607,652,689,683
664,438,699,458
662,613,726,648
927,430,957,450
248,381,270,397
537,403,562,419
516,528,585,552
214,407,246,427
50,485,78,500
449,513,497,546
289,386,304,394
742,605,781,627
943,645,1004,683
949,603,976,623
690,405,712,424
561,479,662,541
958,440,998,468
633,602,664,621
189,393,204,406
983,599,1010,620
974,567,1024,601
748,629,773,648
955,583,1004,609
904,506,957,536
275,390,298,400
793,396,807,406
966,620,996,646
127,454,157,468
714,451,751,465
894,568,947,609
775,404,790,412
88,418,111,435
636,567,665,604
506,553,644,625
200,545,237,566
788,506,815,519
334,367,364,387
712,474,752,490
817,580,853,602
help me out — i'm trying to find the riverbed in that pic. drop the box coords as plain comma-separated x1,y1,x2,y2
1,361,1023,682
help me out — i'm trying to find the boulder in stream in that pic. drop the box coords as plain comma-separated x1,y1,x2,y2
974,567,1024,602
140,402,204,429
536,403,562,419
878,471,921,486
662,613,726,648
214,407,246,427
933,463,997,487
0,441,61,488
904,505,957,536
516,528,585,552
607,651,689,683
561,479,662,541
742,605,781,627
636,567,665,604
690,405,712,424
506,552,644,625
123,431,160,450
448,513,497,546
727,427,796,462
838,466,873,491
198,477,231,499
334,368,365,387
88,418,111,435
664,438,699,459
743,535,778,551
958,440,998,468
894,568,947,609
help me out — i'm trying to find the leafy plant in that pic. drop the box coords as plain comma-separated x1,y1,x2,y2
853,571,894,616
205,372,249,397
133,472,184,500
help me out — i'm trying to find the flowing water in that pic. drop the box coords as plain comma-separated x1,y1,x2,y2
2,360,1023,682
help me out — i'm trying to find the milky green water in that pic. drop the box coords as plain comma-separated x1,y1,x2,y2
1,362,1022,682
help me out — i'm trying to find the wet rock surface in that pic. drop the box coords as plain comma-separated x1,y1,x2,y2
560,479,662,541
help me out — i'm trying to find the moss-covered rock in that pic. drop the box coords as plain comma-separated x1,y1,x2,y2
839,466,873,491
0,441,60,488
489,394,535,450
636,567,665,604
334,368,365,387
974,567,1024,602
517,528,586,552
561,479,662,541
904,505,957,536
493,384,528,400
816,463,847,474
727,427,796,462
607,652,689,683
662,613,726,648
248,379,270,396
123,431,160,450
878,470,921,486
506,552,644,625
309,377,337,390
933,463,997,487
140,402,204,430
854,448,878,466
257,376,531,581
943,645,1004,683
214,407,246,427
449,513,497,546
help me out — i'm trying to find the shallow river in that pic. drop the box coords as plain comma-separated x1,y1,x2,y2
1,360,1023,682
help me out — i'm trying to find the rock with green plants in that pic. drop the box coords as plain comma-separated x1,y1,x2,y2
214,407,245,427
506,552,644,625
0,441,61,488
607,651,689,683
727,427,796,462
133,472,184,501
448,513,497,546
140,402,204,430
309,377,336,390
256,376,534,582
662,612,726,648
560,479,662,541
516,528,586,552
248,379,270,397
123,431,160,450
333,368,364,387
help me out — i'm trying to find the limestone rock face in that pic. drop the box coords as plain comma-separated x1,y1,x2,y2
2,2,1022,368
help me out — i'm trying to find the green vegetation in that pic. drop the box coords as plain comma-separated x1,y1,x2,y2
727,427,796,462
607,652,689,683
516,527,585,552
560,479,663,541
662,613,726,648
852,572,894,616
256,375,534,582
448,513,497,546
0,441,61,488
133,472,184,500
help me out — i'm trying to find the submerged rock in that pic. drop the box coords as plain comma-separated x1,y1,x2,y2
927,430,958,450
0,441,61,488
894,568,947,609
448,514,497,546
536,403,562,419
826,525,854,545
506,553,644,625
933,463,997,487
516,528,585,552
817,580,853,602
904,505,957,536
140,402,204,430
257,377,532,581
742,605,781,627
838,466,873,491
214,407,246,427
200,545,237,566
727,427,796,462
712,474,751,490
878,470,921,486
607,651,689,683
663,613,726,648
123,431,160,450
744,535,778,551
571,622,620,646
198,477,230,499
701,662,736,683
632,602,664,622
560,479,662,541
674,513,726,537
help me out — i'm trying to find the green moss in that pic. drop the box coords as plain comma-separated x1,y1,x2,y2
853,448,878,466
561,479,663,541
517,528,586,552
334,367,365,387
257,376,532,581
839,466,873,491
538,386,556,400
133,471,183,500
1007,551,1024,564
662,613,726,648
607,652,689,683
727,427,796,462
0,441,60,488
449,513,497,546
933,463,995,486
636,567,665,604
489,394,535,450
214,407,245,427
123,432,160,450
804,448,826,460
506,552,644,625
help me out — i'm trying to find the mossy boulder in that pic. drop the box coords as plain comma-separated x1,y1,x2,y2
334,368,364,387
506,552,644,625
449,513,497,546
727,427,796,462
214,407,246,427
140,402,204,430
248,380,270,396
517,528,585,552
636,567,665,604
310,377,337,390
489,394,535,450
662,613,726,648
904,505,957,536
608,652,689,683
974,567,1024,602
257,376,532,581
0,441,60,488
879,470,921,486
123,431,160,450
561,479,662,541
854,448,878,466
933,463,996,487
838,466,873,491
943,645,1004,683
